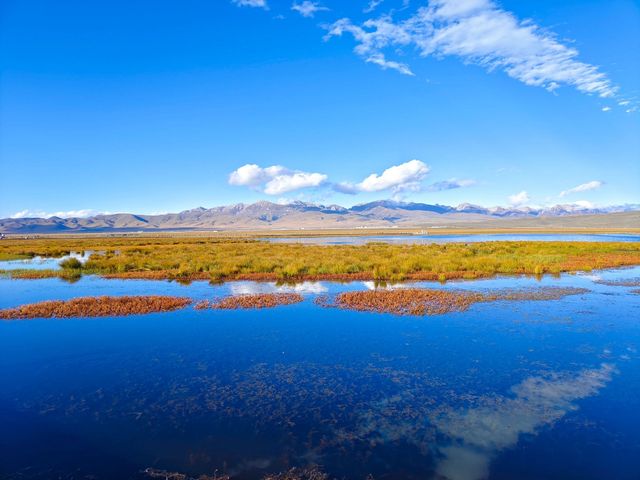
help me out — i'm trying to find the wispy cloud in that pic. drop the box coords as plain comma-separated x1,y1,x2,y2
560,180,604,197
324,0,618,98
428,178,476,191
229,164,328,195
364,0,385,14
334,159,430,195
10,209,108,219
291,1,329,18
508,190,530,206
231,0,268,8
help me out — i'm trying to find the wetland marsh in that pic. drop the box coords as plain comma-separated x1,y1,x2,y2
1,235,640,479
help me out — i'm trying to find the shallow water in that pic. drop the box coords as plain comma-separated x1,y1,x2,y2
0,251,92,271
1,268,639,480
262,233,640,245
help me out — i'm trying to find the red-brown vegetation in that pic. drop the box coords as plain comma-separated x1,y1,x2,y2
0,296,192,319
319,287,588,316
195,293,304,310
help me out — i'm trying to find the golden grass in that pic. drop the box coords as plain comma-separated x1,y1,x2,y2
320,287,588,316
0,296,192,319
1,236,639,282
195,293,304,310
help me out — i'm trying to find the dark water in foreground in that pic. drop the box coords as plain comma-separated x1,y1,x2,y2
262,233,640,245
1,268,640,480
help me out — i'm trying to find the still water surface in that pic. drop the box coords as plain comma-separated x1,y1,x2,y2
1,268,639,479
263,233,640,245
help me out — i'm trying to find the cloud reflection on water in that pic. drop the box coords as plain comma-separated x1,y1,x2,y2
228,281,328,295
432,363,616,480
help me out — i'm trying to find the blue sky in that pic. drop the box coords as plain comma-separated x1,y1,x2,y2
1,0,639,218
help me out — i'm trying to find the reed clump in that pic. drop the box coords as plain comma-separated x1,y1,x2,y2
195,293,304,310
322,287,588,316
0,295,192,319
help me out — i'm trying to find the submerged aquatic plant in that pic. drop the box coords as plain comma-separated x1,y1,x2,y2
145,465,350,480
0,295,192,319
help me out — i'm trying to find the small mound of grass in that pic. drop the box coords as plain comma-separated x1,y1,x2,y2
0,295,192,319
59,257,83,269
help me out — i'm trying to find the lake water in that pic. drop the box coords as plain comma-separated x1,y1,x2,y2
1,268,640,479
262,233,640,245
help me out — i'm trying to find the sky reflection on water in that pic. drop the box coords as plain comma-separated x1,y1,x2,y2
0,267,639,479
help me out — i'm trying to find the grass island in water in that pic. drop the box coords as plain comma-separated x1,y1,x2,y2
195,293,304,310
319,287,589,316
0,295,192,319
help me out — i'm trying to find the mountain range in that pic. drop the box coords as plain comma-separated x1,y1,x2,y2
1,200,639,233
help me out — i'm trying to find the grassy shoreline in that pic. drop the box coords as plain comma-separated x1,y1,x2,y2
1,236,640,283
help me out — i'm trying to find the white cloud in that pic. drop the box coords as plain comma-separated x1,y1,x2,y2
324,17,415,76
357,159,430,193
228,164,327,195
332,160,430,195
324,0,618,98
508,190,529,206
366,53,414,76
602,106,611,112
291,1,329,18
10,209,108,219
559,180,604,197
232,0,268,8
428,178,476,191
228,164,287,187
264,172,328,195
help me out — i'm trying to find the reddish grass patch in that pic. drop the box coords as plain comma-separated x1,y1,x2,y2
0,296,192,319
319,287,588,316
195,293,304,310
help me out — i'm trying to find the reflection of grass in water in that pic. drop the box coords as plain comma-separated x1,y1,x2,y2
195,293,304,310
0,295,192,319
2,237,640,282
318,287,589,316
